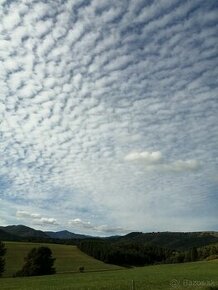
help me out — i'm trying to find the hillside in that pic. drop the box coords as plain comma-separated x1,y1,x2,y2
1,224,218,251
0,225,90,241
1,259,218,290
112,231,218,250
0,229,21,241
3,241,121,277
0,225,49,239
45,230,89,240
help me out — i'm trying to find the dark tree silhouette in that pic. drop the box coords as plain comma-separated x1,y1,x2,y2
16,246,56,276
0,241,6,277
191,247,198,261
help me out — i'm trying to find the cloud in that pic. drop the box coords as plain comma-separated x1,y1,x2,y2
124,151,162,162
163,159,201,172
34,218,58,226
68,218,92,229
124,151,200,172
0,0,217,234
2,11,21,30
16,210,41,219
94,225,130,235
68,218,129,235
16,210,58,226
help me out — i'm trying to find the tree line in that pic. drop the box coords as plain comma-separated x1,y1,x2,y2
78,239,218,266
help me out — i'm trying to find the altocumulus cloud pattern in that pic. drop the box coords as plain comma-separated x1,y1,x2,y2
0,0,217,235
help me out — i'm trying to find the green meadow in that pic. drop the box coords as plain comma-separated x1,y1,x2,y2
3,241,121,277
1,241,218,290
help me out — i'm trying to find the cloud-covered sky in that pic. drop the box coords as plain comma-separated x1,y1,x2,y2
0,0,217,235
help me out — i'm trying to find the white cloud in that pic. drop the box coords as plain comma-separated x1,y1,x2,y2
94,225,130,235
34,218,58,226
16,210,58,226
68,218,129,235
124,151,162,162
124,151,200,172
0,0,217,234
16,210,41,219
68,218,91,228
3,12,21,30
164,159,201,172
35,19,53,38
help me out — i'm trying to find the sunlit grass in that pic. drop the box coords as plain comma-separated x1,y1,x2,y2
1,252,217,290
3,241,121,277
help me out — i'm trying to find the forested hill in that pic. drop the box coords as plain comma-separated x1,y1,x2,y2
0,225,90,241
0,225,49,239
0,229,21,241
0,225,218,251
100,231,218,266
107,231,218,250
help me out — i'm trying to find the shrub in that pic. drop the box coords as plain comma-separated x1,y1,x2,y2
78,266,85,273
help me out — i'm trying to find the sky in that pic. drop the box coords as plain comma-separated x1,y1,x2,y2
0,0,217,236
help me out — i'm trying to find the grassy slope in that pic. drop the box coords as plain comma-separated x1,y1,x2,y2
1,260,217,290
3,241,121,277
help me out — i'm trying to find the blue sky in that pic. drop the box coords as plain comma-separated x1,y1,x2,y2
0,0,217,235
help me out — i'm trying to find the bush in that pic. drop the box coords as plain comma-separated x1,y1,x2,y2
78,266,85,273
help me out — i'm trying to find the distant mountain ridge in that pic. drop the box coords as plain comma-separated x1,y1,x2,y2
0,225,49,239
45,230,89,240
0,225,91,240
111,231,218,250
0,225,218,250
0,228,21,241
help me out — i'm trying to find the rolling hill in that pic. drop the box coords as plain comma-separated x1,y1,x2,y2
3,241,121,277
110,231,218,250
0,224,218,251
0,225,49,239
0,229,21,241
45,230,89,240
0,225,91,241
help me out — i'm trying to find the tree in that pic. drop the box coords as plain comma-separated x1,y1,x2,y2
16,247,56,276
0,241,6,277
191,247,198,261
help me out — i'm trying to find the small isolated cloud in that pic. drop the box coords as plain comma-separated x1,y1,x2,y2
163,159,200,172
34,217,58,225
16,210,58,225
94,225,130,235
124,151,200,172
124,151,162,163
68,218,129,235
16,210,41,219
68,218,91,229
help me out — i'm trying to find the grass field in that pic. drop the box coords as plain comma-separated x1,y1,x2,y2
1,260,217,290
1,241,218,290
3,241,121,277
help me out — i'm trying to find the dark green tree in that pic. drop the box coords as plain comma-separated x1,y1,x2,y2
16,247,56,276
191,247,198,261
0,241,6,277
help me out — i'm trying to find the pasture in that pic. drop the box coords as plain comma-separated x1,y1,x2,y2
3,241,121,277
1,241,217,290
